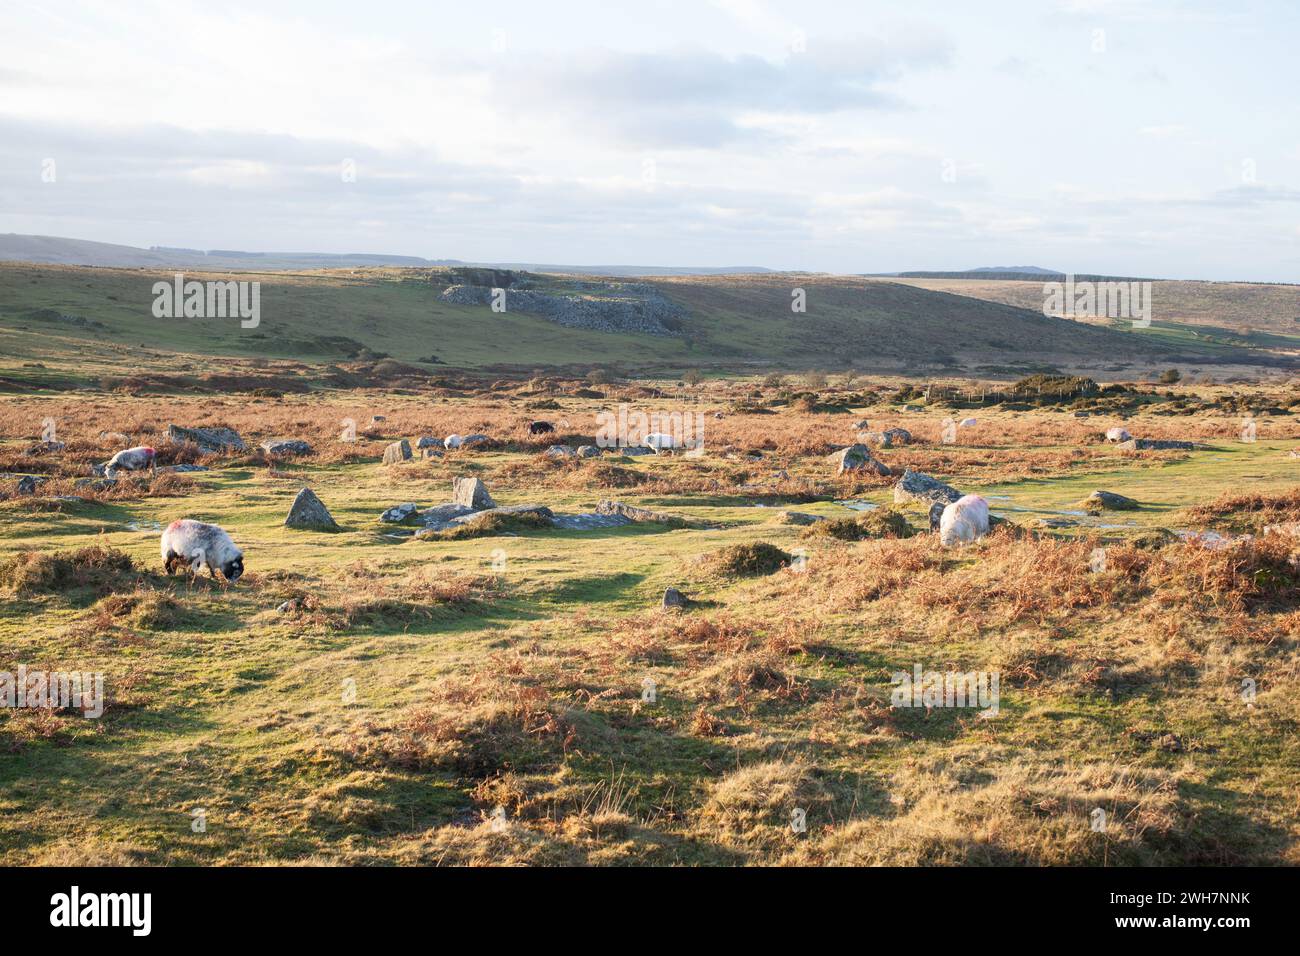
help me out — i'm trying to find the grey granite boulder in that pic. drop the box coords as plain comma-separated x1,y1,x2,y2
261,438,313,456
827,444,890,476
452,476,496,510
893,468,962,507
382,440,412,465
285,487,339,530
380,502,420,523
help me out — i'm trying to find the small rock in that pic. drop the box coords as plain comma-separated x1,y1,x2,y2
545,444,576,458
261,438,313,456
618,445,655,456
1104,427,1131,443
285,487,340,531
416,437,440,449
827,443,890,476
371,415,386,423
460,434,491,448
1117,438,1196,451
16,475,40,495
575,445,601,458
382,440,412,465
662,587,690,610
161,464,209,473
420,448,443,459
928,502,945,532
416,503,478,531
380,502,421,523
452,476,496,510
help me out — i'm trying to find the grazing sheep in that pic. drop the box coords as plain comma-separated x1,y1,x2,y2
644,432,677,451
1105,427,1131,443
444,434,463,449
161,519,244,582
105,445,156,476
528,420,555,435
939,494,990,547
959,418,978,428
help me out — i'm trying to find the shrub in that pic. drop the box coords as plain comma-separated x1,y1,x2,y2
0,546,137,596
802,509,914,541
708,542,792,576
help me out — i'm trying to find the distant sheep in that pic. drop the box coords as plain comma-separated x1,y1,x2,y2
105,445,156,476
528,420,555,435
444,434,463,449
644,432,677,451
161,519,244,582
1105,427,1131,443
939,494,990,547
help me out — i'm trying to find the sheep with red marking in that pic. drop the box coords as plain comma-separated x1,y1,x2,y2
939,494,990,548
104,445,156,477
161,519,244,582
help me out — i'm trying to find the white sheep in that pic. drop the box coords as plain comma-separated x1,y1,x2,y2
1105,427,1131,443
161,519,244,582
939,494,990,547
105,445,156,476
959,418,978,428
444,434,463,449
644,432,677,451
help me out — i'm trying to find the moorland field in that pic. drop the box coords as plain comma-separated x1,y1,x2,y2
1,263,1298,866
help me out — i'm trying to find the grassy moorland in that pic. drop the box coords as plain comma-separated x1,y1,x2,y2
1,364,1298,866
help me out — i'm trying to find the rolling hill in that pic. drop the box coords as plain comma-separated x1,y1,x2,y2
0,260,1282,386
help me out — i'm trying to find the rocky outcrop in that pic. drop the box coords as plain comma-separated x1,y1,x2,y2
439,280,687,336
1078,490,1140,511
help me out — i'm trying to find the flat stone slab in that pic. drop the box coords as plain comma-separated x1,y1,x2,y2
596,499,695,528
415,503,478,530
1117,438,1196,451
262,438,313,456
550,513,635,530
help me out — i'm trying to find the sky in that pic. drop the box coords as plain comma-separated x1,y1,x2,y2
0,0,1297,280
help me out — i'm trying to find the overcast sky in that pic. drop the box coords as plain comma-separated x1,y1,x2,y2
1,0,1296,279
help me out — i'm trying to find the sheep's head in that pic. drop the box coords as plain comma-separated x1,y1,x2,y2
221,556,244,582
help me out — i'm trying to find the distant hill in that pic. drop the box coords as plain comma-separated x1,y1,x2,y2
0,233,772,278
0,261,1263,378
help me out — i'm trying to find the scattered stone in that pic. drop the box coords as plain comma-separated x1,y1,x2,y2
285,487,340,531
27,441,65,454
827,443,890,476
452,476,496,510
16,475,41,495
416,437,440,449
1117,438,1196,451
161,464,209,473
596,499,695,528
379,502,420,523
1030,516,1079,529
442,504,554,528
382,440,412,465
165,424,245,452
575,445,601,458
550,512,634,530
420,448,443,460
371,415,386,423
261,438,313,456
1078,490,1140,512
545,444,576,458
1073,411,1090,418
1104,427,1131,443
460,434,491,448
662,587,690,610
883,427,912,446
100,431,131,443
275,600,296,614
415,503,478,531
616,445,655,456
893,468,962,507
852,419,871,430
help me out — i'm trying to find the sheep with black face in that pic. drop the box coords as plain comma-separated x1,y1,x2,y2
161,519,244,582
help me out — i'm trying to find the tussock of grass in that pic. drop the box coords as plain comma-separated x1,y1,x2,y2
707,542,792,577
801,508,913,541
1182,487,1300,534
0,545,137,596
